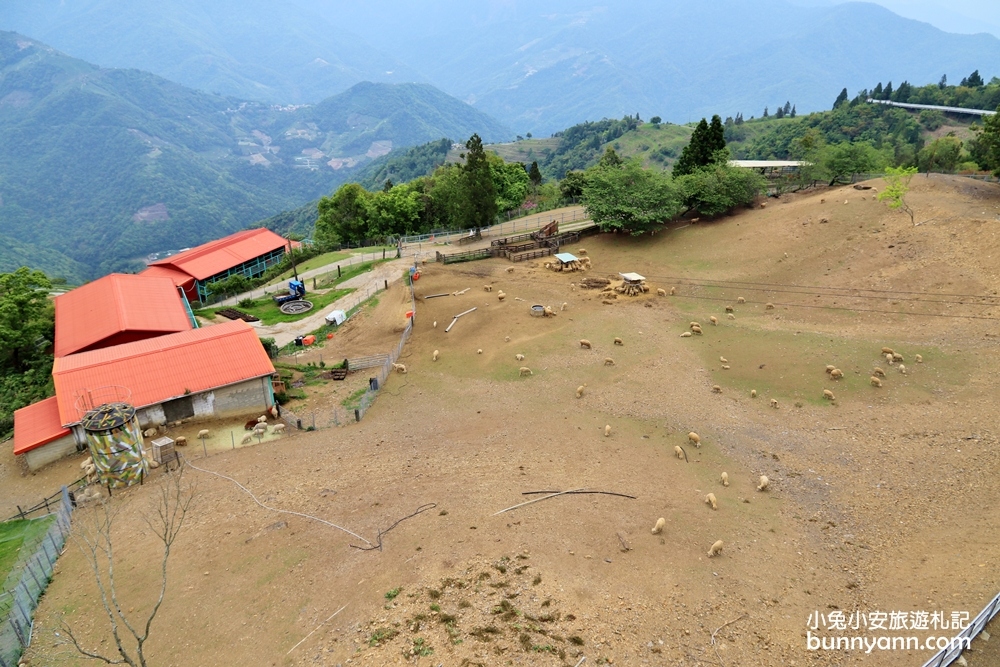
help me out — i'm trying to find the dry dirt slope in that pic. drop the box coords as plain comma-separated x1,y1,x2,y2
14,174,1000,667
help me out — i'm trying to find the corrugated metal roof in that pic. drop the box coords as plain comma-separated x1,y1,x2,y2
140,265,196,289
13,397,71,455
54,274,192,357
619,272,645,282
52,320,275,426
554,253,578,263
148,228,288,281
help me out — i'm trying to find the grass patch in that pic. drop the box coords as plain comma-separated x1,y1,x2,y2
341,387,368,410
314,259,387,289
265,251,351,285
0,517,55,584
385,587,402,600
470,626,501,641
410,637,433,657
368,627,399,646
197,287,353,325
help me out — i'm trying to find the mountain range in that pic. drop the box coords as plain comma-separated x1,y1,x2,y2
0,31,508,281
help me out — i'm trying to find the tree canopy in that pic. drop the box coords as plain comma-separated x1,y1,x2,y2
672,115,726,177
582,160,683,235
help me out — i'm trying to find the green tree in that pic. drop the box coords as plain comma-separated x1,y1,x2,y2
918,136,963,174
464,134,497,229
676,161,767,216
822,141,887,184
0,268,53,373
559,171,588,200
582,160,683,235
877,166,919,225
970,108,1000,176
528,161,543,187
960,70,985,88
650,116,662,126
673,116,726,177
316,183,371,247
599,147,624,168
487,154,531,213
834,88,849,108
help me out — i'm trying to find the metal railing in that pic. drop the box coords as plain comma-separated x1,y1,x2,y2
921,591,1000,667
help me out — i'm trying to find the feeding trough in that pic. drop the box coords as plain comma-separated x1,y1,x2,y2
530,305,545,317
546,252,590,272
616,272,649,297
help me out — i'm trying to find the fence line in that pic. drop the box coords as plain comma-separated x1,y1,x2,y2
0,487,72,667
921,590,1000,667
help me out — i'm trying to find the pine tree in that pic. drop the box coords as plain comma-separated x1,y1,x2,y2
528,161,543,186
872,82,884,99
938,74,948,89
790,105,796,118
674,116,727,177
833,88,849,108
963,70,984,87
763,106,769,118
783,101,792,116
883,82,893,99
894,81,912,102
463,133,496,229
599,147,624,168
708,115,726,155
775,107,784,119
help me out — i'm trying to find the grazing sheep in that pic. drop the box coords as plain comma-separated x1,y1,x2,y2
570,283,576,291
765,302,775,310
915,354,923,363
79,456,94,470
825,365,836,374
604,424,611,437
892,352,904,362
874,367,885,377
886,353,895,364
823,389,835,400
680,332,693,337
770,399,779,408
720,356,728,363
737,297,746,304
270,405,279,419
576,384,587,398
712,385,722,393
705,493,718,510
725,305,734,313
656,288,666,296
142,427,157,438
652,517,666,534
898,364,906,375
519,367,533,377
241,433,254,445
579,339,592,349
688,432,701,447
690,321,700,329
560,302,568,311
710,316,718,325
257,415,268,423
432,349,440,361
707,540,724,558
198,429,210,438
722,365,731,370
272,423,286,434
475,349,482,355
601,358,614,367
498,291,506,301
669,286,676,296
505,267,514,273
750,389,757,398
433,321,437,328
515,353,525,361
253,422,268,433
721,472,730,487
577,249,587,256
830,369,844,379
691,325,703,335
727,313,736,320
174,436,187,446
483,285,493,292
881,347,894,355
505,336,511,342
614,337,623,346
757,475,770,491
674,445,685,459
870,376,883,387
392,363,407,374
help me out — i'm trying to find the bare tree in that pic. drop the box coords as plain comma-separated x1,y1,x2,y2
62,468,193,666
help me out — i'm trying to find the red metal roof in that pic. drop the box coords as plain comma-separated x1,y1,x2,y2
140,265,195,290
52,320,275,426
54,274,193,358
13,397,72,455
148,228,289,281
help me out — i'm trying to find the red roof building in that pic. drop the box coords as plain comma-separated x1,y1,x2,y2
53,273,194,358
145,228,291,303
13,397,72,456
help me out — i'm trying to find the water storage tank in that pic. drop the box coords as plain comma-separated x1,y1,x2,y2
81,403,149,489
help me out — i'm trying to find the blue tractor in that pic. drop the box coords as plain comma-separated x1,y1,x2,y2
273,280,312,314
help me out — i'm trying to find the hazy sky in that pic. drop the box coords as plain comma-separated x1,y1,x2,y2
798,0,1000,37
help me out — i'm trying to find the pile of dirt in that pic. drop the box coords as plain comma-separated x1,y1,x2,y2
578,277,610,289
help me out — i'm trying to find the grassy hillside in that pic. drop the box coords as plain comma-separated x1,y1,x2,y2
0,32,510,280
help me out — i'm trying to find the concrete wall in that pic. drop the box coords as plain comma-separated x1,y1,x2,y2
24,433,82,471
211,377,272,418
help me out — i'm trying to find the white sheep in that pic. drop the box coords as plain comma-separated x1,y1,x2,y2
710,316,718,325
886,353,895,365
674,445,685,459
433,349,440,361
241,433,254,445
720,356,728,363
823,389,835,400
272,423,286,434
505,336,511,342
680,332,692,337
174,436,187,446
898,364,906,375
669,286,676,295
560,302,568,311
750,389,757,398
576,384,587,398
721,472,729,487
705,493,718,510
770,398,779,408
652,517,666,534
825,365,836,374
253,422,268,433
505,267,514,273
873,367,885,377
79,456,94,470
519,367,533,377
870,376,883,387
725,305,734,313
604,424,611,437
688,432,701,447
690,321,701,330
484,285,492,292
142,427,157,438
712,385,722,393
707,540,724,558
604,357,615,366
270,405,279,419
198,429,210,439
579,339,592,349
892,352,904,362
497,291,506,301
613,337,623,347
881,346,894,355
727,313,736,320
392,362,407,374
691,325,703,335
477,348,483,354
915,354,923,363
515,353,525,361
737,297,746,304
722,364,731,370
257,415,268,423
757,475,770,491
765,302,775,310
830,369,843,379
433,321,437,328
577,248,587,256
657,288,666,296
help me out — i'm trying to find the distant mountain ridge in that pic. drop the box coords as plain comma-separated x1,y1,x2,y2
0,31,510,281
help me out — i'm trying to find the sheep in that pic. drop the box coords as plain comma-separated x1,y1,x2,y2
613,337,623,346
579,339,592,349
515,353,525,361
750,389,757,398
770,398,779,408
886,353,895,364
898,364,906,375
737,297,746,304
725,305,734,313
604,424,611,437
722,365,731,370
505,336,511,342
690,321,701,330
604,357,615,366
707,540,724,558
825,365,836,374
657,288,666,296
270,405,279,419
433,321,437,328
392,362,407,374
892,352,904,362
432,349,440,361
691,325,703,335
497,291,507,302
253,422,268,433
254,415,266,423
560,302,568,311
652,517,666,535
484,285,492,292
705,493,718,510
505,267,514,273
477,349,483,355
669,286,676,296
915,354,923,363
241,433,254,445
720,356,728,363
272,423,286,434
765,302,775,310
142,427,157,438
680,332,692,337
757,475,770,491
710,316,718,325
727,313,736,320
174,436,187,446
198,429,210,439
709,385,721,395
673,445,684,459
830,369,844,379
519,367,533,377
870,376,883,387
688,432,701,448
823,389,835,400
576,384,587,398
881,347,894,355
873,367,885,377
79,456,93,470
721,472,730,487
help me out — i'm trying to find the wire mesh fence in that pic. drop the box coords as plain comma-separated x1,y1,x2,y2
0,487,72,667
